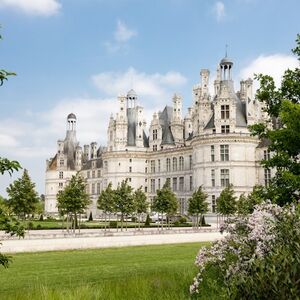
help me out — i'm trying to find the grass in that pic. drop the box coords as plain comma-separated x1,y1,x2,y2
0,242,210,300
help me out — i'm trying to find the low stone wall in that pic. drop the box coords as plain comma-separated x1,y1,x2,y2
1,230,224,253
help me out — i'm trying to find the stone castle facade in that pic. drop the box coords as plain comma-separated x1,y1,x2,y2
45,57,271,216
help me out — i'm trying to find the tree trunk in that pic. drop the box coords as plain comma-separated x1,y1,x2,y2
78,213,81,234
121,213,123,231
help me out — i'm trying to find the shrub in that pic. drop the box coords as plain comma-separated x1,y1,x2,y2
144,214,151,226
27,221,34,230
88,212,93,222
36,224,42,229
173,221,180,226
179,216,187,224
39,214,43,221
190,202,300,299
131,216,137,223
109,221,117,228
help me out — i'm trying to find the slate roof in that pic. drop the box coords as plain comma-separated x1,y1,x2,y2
127,108,136,146
81,157,103,170
159,106,175,145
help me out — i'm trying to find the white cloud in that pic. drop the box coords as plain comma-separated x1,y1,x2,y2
0,133,18,147
239,54,299,90
92,67,187,102
114,20,137,43
0,0,61,16
105,20,137,53
213,1,225,22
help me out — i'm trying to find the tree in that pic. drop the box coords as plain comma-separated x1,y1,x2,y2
56,173,90,233
114,180,135,231
152,181,178,230
133,187,148,230
250,34,300,205
0,157,21,175
0,27,24,268
188,186,209,229
237,186,264,215
216,185,237,223
6,169,39,219
97,182,116,231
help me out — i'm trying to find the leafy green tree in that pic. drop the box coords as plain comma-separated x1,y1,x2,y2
97,182,116,231
237,186,265,215
0,27,24,268
250,34,300,205
0,157,21,175
6,169,39,219
114,180,135,231
216,185,237,222
133,187,148,230
188,186,209,229
152,181,178,229
56,173,90,233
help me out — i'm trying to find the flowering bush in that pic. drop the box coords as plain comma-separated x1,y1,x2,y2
190,201,300,299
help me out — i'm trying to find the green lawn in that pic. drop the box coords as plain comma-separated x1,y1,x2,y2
0,243,209,300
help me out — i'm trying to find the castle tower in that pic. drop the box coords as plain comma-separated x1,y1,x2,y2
171,94,184,145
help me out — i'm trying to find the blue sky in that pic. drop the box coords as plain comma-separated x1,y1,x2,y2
0,0,299,196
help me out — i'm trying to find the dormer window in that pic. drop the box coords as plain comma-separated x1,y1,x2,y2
221,105,230,119
153,129,158,140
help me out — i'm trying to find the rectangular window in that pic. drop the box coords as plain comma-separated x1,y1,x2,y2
212,195,216,213
221,105,230,119
189,155,192,170
92,183,95,194
190,176,193,191
211,169,215,187
129,166,132,173
172,177,177,191
153,145,157,151
104,161,108,172
145,167,148,173
211,145,215,162
158,159,161,172
264,150,270,160
220,169,230,187
179,156,184,171
97,170,101,178
264,168,271,187
172,157,177,172
97,183,101,194
151,179,155,193
166,158,171,172
59,171,63,179
153,129,158,140
179,177,184,191
58,182,63,189
158,178,161,190
60,159,64,167
220,145,229,161
92,171,95,178
151,160,155,173
87,171,90,179
221,125,230,133
145,186,148,193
